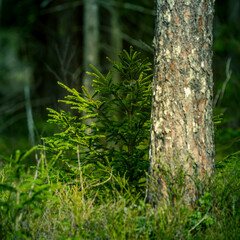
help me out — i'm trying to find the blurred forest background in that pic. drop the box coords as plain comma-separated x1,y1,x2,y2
0,0,239,159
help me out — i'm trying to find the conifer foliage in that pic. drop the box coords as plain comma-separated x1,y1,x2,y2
44,47,152,188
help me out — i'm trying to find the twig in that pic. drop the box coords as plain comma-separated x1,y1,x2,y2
214,58,232,107
32,153,41,187
45,64,62,82
189,214,208,233
87,170,113,188
99,0,155,15
24,85,35,147
42,139,50,184
77,145,85,208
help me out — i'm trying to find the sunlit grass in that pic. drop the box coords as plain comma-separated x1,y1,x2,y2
0,151,239,240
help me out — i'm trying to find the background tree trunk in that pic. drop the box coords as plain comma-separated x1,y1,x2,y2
147,0,215,207
83,0,99,95
110,3,122,83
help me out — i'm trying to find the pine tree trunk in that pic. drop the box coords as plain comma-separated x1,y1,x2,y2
147,0,215,207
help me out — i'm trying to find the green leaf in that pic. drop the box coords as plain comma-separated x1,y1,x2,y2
89,64,105,80
21,146,38,162
57,81,73,93
91,90,99,99
0,184,17,192
82,85,91,99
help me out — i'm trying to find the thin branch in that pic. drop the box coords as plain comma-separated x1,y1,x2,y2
189,214,208,233
87,170,113,188
99,0,155,15
214,58,232,107
40,0,154,16
101,25,154,54
45,64,62,82
77,145,85,207
40,1,83,15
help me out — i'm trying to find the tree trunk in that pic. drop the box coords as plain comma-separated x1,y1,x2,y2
83,0,99,95
110,3,122,83
147,0,215,207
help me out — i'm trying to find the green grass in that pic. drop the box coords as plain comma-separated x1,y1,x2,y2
0,149,239,240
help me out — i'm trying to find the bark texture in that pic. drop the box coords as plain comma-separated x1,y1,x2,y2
147,0,215,206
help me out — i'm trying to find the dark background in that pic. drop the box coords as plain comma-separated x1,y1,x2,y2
0,0,239,160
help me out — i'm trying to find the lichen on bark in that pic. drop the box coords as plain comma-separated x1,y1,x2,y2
147,0,215,207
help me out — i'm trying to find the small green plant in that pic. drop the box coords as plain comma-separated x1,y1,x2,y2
43,47,153,190
188,192,214,234
0,147,52,239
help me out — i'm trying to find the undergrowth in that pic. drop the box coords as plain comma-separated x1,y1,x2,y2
0,148,239,239
0,48,239,239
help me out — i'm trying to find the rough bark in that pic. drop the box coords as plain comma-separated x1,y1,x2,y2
147,0,215,207
83,0,99,95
